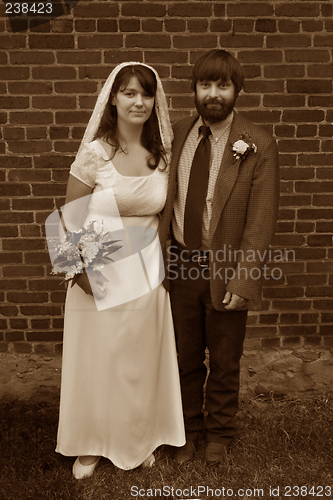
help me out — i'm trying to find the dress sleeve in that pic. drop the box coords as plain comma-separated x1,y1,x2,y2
69,143,100,189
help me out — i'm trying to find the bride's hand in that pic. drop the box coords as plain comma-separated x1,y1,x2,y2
75,272,108,300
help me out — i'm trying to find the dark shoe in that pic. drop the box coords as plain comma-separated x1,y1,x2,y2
205,442,229,463
174,441,197,464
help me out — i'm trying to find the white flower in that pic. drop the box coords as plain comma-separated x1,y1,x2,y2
81,242,100,263
57,240,73,254
80,232,98,244
233,140,249,155
92,220,103,234
92,263,105,272
232,134,257,163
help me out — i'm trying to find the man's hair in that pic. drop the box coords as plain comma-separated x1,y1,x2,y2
191,49,244,96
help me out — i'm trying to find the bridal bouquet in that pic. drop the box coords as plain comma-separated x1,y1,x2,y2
51,220,122,286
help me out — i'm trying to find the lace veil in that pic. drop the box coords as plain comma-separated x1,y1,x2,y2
77,62,173,164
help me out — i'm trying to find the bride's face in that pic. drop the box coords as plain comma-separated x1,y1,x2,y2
112,76,155,127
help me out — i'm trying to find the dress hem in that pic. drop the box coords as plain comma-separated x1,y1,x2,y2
55,437,186,470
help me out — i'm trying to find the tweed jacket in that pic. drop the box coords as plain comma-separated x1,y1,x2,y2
159,111,280,311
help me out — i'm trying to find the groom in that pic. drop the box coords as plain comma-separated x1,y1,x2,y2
159,49,280,463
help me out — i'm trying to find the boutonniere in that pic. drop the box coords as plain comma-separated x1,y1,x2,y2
232,133,257,163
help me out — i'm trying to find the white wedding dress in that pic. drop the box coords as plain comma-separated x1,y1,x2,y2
55,139,185,470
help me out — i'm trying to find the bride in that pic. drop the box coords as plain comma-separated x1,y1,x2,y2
54,62,185,478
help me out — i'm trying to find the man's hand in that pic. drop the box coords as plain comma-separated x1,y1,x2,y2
76,271,108,300
223,291,248,310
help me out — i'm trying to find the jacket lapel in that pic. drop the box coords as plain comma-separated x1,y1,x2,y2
171,115,199,172
209,112,247,238
168,115,199,204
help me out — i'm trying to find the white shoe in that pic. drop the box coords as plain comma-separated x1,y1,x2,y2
72,456,101,479
142,453,155,467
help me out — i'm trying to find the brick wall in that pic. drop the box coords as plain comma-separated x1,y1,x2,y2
0,0,332,357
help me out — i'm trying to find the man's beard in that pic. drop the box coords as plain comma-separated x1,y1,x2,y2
194,95,236,124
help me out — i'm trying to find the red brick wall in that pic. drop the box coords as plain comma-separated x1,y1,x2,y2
0,0,332,356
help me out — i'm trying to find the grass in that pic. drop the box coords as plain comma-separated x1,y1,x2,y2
1,395,333,500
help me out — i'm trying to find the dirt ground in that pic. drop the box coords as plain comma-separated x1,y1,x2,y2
2,347,333,407
0,353,62,406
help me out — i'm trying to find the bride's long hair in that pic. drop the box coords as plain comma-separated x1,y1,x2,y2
95,65,166,170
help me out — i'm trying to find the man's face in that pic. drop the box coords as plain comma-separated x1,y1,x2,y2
194,79,237,124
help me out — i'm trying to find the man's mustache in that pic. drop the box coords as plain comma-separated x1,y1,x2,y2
203,98,224,106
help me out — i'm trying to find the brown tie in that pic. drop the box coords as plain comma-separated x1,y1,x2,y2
184,125,211,250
